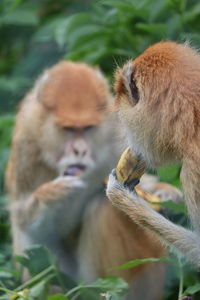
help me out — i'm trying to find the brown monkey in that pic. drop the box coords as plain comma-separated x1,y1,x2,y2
6,61,181,299
106,41,200,267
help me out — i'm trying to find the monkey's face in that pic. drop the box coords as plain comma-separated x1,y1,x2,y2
37,62,112,177
114,42,200,167
40,117,95,176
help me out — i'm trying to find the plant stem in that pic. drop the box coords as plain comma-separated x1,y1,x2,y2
178,259,184,300
15,265,55,292
66,284,101,297
71,290,82,300
0,286,15,294
66,285,91,296
53,262,67,293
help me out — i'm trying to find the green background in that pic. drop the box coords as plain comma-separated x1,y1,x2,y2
0,0,200,299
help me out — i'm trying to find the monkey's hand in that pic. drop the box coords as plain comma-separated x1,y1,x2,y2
16,176,86,229
107,147,154,216
20,176,86,224
106,171,152,222
34,176,86,205
53,176,85,188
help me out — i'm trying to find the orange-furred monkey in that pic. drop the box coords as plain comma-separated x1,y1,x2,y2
6,61,181,299
107,41,200,268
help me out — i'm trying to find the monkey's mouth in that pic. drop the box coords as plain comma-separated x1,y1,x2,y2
63,164,86,176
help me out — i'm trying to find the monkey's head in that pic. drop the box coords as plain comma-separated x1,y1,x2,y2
33,61,112,177
114,41,200,167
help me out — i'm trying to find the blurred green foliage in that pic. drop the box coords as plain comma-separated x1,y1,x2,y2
1,0,200,298
1,0,200,112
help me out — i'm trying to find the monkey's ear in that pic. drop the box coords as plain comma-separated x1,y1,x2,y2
34,70,56,109
34,70,49,100
122,62,139,104
94,65,105,81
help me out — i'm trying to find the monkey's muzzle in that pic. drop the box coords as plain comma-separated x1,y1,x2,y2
64,164,86,176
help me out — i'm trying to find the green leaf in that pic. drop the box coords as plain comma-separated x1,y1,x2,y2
100,0,136,12
151,200,187,214
168,0,186,14
16,245,56,276
157,164,181,183
48,294,69,300
166,14,182,37
33,18,64,43
183,283,200,295
92,276,128,291
148,0,167,21
183,2,200,23
0,271,13,279
0,7,39,26
101,0,148,10
111,257,171,270
29,280,48,300
67,276,128,300
55,13,92,47
65,25,104,49
68,46,109,64
135,23,167,36
101,0,150,20
11,0,24,10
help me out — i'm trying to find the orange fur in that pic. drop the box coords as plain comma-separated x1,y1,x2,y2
79,200,165,281
6,61,182,298
38,62,109,127
107,41,200,267
114,42,200,165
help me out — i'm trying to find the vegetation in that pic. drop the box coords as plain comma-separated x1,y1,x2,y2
1,0,200,298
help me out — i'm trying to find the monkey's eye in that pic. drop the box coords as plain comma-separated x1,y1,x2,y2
62,127,76,133
129,73,139,104
83,125,96,132
62,125,96,133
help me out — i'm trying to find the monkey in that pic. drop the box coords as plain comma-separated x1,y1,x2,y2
106,41,200,268
6,60,182,299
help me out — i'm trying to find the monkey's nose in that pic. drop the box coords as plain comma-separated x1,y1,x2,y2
72,139,88,157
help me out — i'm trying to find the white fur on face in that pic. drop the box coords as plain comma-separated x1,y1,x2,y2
57,144,95,176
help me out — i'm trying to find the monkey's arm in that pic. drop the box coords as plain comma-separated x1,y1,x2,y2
11,176,85,230
106,173,200,267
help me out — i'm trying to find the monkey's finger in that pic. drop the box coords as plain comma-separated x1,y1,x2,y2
54,176,86,188
116,147,146,184
64,177,86,188
106,171,123,191
124,178,140,191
